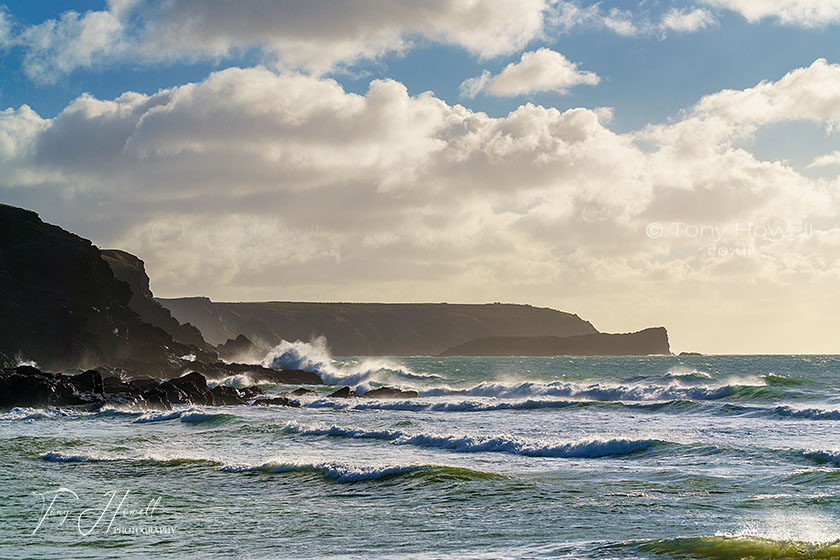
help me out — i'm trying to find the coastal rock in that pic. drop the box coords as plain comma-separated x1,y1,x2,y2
327,386,357,398
102,376,143,395
101,249,212,353
290,387,317,396
141,371,248,409
362,387,420,399
0,365,84,408
216,334,267,362
0,204,197,372
252,396,301,407
69,369,104,395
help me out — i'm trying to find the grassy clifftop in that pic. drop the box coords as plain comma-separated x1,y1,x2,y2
157,299,599,355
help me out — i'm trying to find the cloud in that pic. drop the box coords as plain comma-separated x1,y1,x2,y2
550,3,641,36
808,150,840,167
459,48,600,98
1,61,839,351
2,0,552,81
701,0,840,26
660,7,717,32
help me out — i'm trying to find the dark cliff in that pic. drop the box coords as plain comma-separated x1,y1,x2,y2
0,204,192,371
101,249,210,351
439,327,671,356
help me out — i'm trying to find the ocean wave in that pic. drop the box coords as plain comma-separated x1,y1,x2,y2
220,461,504,483
40,452,108,463
634,535,840,559
260,337,441,393
418,380,787,402
306,397,706,414
801,450,840,467
280,422,666,458
133,409,238,425
40,451,223,468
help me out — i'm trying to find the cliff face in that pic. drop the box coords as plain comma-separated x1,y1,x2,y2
157,299,599,355
439,327,671,356
0,204,192,371
101,249,210,351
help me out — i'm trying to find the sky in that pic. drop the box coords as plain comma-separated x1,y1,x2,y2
0,1,839,354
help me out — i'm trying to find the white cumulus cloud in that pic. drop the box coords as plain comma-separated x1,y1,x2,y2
701,0,840,26
459,48,600,98
2,0,553,82
808,150,840,167
660,7,717,32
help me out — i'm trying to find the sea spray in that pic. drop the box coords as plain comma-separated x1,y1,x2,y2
260,337,440,392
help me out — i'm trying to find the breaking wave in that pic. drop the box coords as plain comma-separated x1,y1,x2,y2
279,422,667,458
418,379,789,402
260,337,441,392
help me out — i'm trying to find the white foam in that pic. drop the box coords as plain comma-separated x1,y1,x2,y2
260,337,440,393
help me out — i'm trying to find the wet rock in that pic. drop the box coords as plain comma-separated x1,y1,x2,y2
290,387,317,396
68,369,104,395
327,386,358,398
0,365,83,408
362,387,420,399
128,376,159,390
252,396,301,407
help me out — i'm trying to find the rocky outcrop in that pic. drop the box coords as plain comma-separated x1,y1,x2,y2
0,366,85,408
327,386,357,398
326,385,419,399
158,299,599,355
101,249,211,352
0,204,194,372
252,396,301,407
362,387,420,399
0,366,277,410
439,327,672,356
216,334,267,362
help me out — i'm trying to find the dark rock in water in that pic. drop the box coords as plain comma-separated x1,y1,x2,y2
210,385,246,406
142,372,210,409
326,385,417,399
239,386,264,399
140,371,249,409
178,361,323,386
252,396,301,407
0,365,83,408
290,387,317,396
327,386,358,398
362,387,420,399
679,351,703,357
216,334,266,362
68,370,104,395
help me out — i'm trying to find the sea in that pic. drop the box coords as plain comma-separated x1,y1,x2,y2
2,341,840,559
